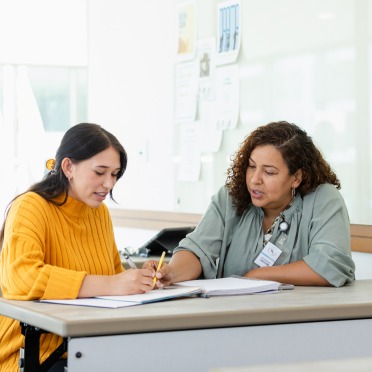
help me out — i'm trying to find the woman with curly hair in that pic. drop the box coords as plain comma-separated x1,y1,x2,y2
146,121,355,287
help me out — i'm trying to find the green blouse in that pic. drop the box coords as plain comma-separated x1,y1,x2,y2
173,184,355,287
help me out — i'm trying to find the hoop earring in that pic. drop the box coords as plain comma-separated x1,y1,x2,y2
292,187,296,198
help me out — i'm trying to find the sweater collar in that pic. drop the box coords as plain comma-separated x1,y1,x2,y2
54,194,91,218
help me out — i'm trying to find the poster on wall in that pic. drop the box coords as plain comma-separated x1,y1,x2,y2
178,121,201,182
216,0,241,65
197,37,215,81
196,37,223,153
197,37,216,102
214,63,240,130
176,1,197,62
175,61,198,123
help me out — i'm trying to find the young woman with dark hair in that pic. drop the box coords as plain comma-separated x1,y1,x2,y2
0,123,155,370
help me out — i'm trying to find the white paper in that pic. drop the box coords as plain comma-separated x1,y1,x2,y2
215,64,240,129
196,38,223,153
199,101,223,153
177,277,283,296
97,285,201,303
175,61,198,123
40,286,202,308
178,121,201,181
40,298,138,308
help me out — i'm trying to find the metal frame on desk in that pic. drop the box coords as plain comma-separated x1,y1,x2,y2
1,280,372,372
19,323,67,371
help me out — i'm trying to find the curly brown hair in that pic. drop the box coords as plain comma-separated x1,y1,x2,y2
225,121,340,215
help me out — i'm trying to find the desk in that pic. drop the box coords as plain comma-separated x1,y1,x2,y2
1,280,372,372
211,357,372,372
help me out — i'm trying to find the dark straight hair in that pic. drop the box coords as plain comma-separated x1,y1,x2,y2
0,123,127,247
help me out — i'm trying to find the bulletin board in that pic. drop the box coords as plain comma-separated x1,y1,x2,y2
172,0,372,225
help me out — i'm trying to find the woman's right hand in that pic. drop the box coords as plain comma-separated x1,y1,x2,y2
110,268,156,295
78,268,155,298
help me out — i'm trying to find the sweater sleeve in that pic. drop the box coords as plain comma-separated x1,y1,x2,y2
2,233,86,300
0,195,87,300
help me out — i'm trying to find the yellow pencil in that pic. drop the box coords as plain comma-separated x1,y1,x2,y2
153,251,166,288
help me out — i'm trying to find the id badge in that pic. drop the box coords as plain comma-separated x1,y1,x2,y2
254,242,282,267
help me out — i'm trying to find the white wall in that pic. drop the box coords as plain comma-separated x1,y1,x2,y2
171,0,372,223
87,0,176,211
0,0,87,65
0,0,87,225
2,0,372,226
352,252,372,280
88,0,372,225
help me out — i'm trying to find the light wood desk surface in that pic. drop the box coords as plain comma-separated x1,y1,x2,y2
1,280,372,371
1,280,372,338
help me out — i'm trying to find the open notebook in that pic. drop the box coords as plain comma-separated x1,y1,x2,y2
40,285,202,308
40,277,293,308
176,276,293,297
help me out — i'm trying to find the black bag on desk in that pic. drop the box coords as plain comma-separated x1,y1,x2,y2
136,226,195,257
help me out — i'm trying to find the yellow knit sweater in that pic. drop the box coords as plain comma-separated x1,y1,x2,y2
0,192,124,370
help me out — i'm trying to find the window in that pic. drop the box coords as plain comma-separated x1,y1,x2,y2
0,64,88,226
28,66,87,132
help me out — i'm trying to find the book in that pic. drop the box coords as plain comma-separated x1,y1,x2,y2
40,285,203,308
96,285,202,304
175,276,293,297
40,277,292,308
40,298,139,308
